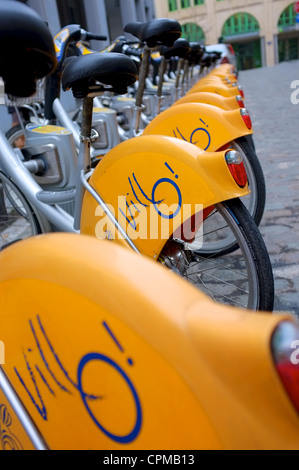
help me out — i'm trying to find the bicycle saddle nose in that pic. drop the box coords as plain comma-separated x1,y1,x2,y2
124,18,181,48
0,1,57,97
188,43,205,64
200,52,213,67
62,53,138,98
160,38,191,60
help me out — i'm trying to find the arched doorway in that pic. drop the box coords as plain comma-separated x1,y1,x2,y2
277,3,299,62
221,12,262,70
181,23,205,44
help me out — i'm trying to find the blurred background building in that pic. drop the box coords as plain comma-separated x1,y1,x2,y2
155,0,299,69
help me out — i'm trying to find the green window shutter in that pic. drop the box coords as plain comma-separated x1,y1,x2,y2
168,0,178,12
182,23,205,42
278,3,296,30
181,0,191,9
222,12,259,37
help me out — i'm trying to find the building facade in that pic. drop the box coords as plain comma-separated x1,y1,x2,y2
154,0,299,69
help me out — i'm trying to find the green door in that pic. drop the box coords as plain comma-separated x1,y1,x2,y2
278,36,299,62
233,40,262,70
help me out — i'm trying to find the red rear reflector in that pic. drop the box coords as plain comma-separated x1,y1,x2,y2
276,362,299,413
240,108,252,130
225,150,247,187
228,44,235,55
236,95,245,108
238,85,244,98
221,57,229,64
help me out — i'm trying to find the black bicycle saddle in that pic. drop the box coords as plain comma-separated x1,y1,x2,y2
124,18,181,48
0,1,57,97
160,38,191,60
188,42,205,64
62,53,138,98
200,52,213,68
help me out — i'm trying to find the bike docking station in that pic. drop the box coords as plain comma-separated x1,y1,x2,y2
2,2,299,454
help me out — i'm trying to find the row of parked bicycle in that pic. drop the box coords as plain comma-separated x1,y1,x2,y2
0,5,274,312
1,1,299,452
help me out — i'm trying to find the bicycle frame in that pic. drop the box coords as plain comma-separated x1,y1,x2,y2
0,128,75,233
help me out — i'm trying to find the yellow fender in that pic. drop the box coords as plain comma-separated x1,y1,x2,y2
205,69,238,82
143,102,252,152
196,75,236,85
1,234,298,450
80,135,249,258
211,63,236,75
188,81,241,97
172,91,243,110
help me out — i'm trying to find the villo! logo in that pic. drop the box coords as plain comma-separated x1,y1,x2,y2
0,341,4,365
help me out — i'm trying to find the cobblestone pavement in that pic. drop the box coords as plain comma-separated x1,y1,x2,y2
238,60,299,318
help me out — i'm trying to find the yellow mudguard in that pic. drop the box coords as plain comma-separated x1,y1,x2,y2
172,92,242,110
195,76,237,87
143,102,252,152
188,81,241,97
1,234,298,450
80,135,249,258
204,71,238,83
211,64,236,75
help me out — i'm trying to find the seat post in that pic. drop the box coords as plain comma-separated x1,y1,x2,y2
73,96,94,231
175,58,184,101
130,45,151,137
155,55,167,115
81,96,94,140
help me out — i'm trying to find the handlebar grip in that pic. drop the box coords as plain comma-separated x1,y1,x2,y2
85,33,107,41
122,45,142,58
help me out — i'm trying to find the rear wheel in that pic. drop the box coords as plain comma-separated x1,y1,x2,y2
160,198,274,311
0,172,41,250
189,136,267,257
230,136,266,227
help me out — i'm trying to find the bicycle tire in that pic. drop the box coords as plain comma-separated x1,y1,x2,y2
230,136,266,227
160,198,274,312
186,136,267,257
0,171,41,250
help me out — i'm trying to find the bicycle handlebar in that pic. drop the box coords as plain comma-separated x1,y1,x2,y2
122,44,142,58
84,32,107,41
57,27,107,66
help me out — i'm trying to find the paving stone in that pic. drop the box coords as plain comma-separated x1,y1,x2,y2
239,60,299,318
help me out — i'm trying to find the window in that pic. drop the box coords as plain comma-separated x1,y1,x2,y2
278,4,296,30
181,23,205,42
168,0,178,11
181,0,191,9
222,12,259,37
194,0,204,5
